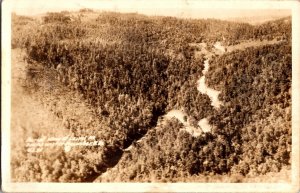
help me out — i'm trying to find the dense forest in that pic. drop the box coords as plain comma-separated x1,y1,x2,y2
11,10,291,182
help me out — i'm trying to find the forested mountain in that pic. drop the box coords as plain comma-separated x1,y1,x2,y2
11,10,291,182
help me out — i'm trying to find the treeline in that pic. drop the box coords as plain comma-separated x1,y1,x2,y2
92,12,291,46
13,11,291,50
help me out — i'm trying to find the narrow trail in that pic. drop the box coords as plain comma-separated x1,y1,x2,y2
197,42,225,109
160,41,225,136
195,41,225,132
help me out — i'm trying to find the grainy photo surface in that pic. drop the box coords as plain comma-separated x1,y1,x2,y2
2,0,300,192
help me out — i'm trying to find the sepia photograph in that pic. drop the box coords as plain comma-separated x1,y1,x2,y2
1,0,300,192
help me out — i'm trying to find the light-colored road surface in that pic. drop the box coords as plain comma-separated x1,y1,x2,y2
197,42,224,109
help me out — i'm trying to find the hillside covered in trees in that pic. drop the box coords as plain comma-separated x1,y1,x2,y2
11,10,291,182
